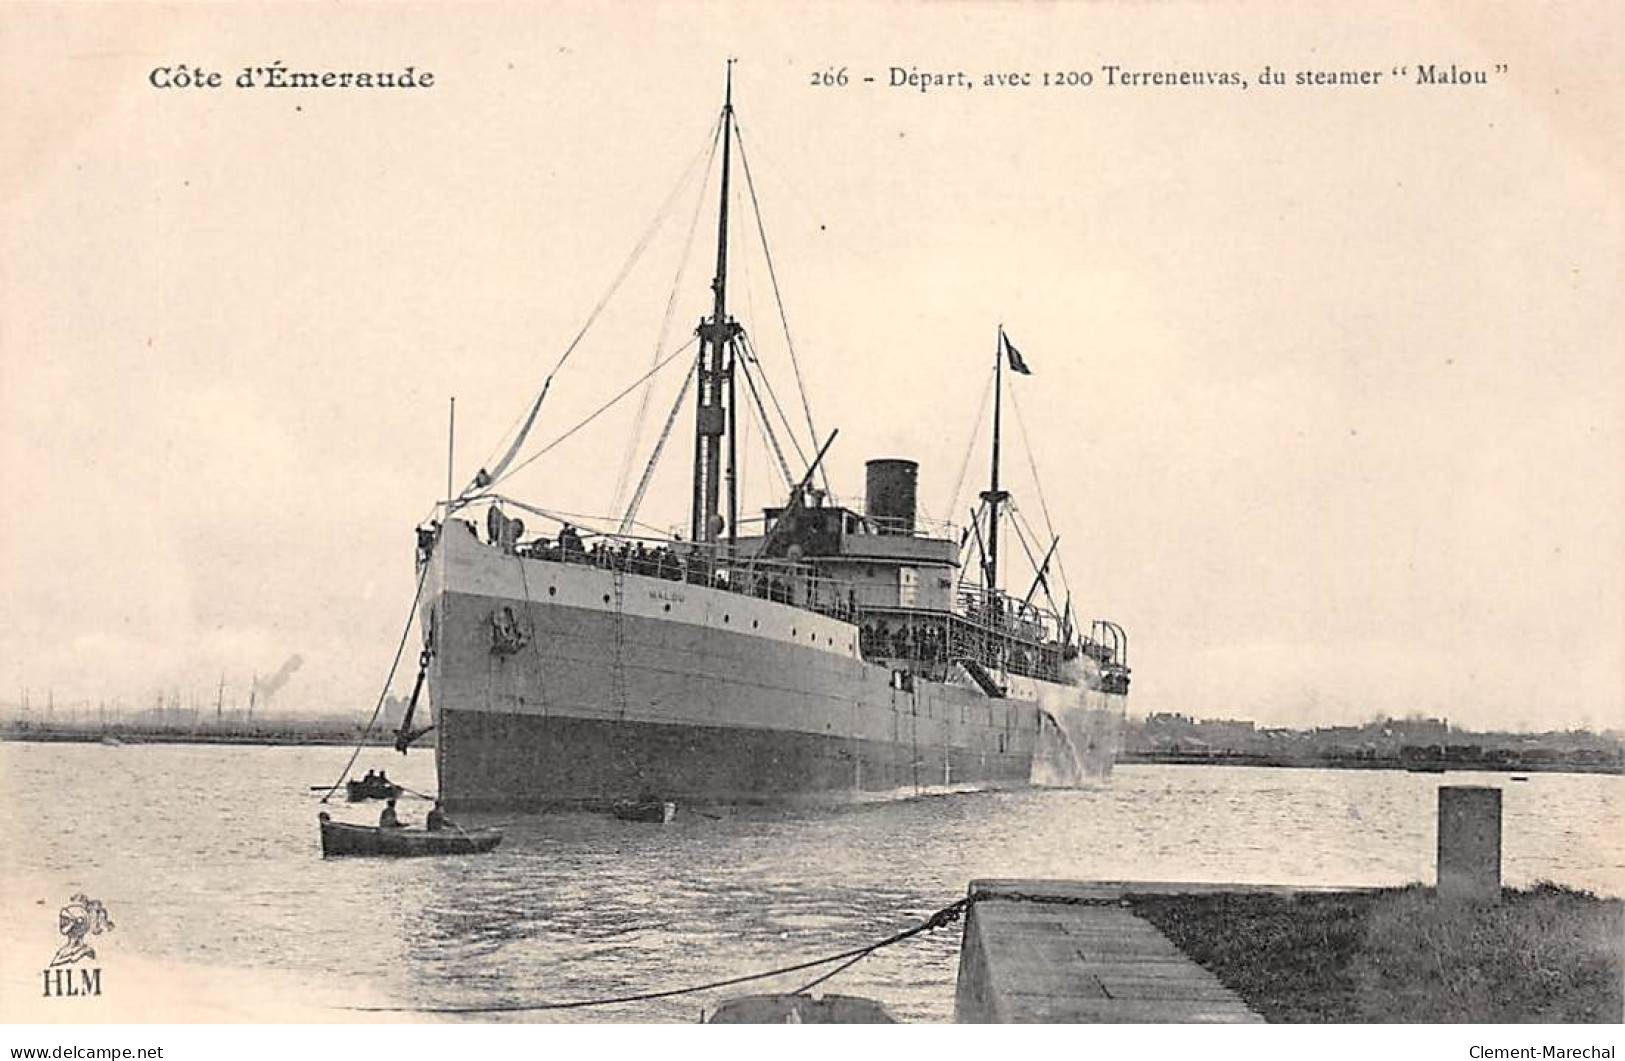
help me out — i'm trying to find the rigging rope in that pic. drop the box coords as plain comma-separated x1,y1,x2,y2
1007,386,1072,602
486,336,698,491
610,115,725,514
943,365,996,523
464,494,667,540
732,117,830,495
318,563,431,803
470,113,724,491
740,332,811,470
1005,502,1057,614
342,897,970,1014
620,348,703,533
735,351,796,490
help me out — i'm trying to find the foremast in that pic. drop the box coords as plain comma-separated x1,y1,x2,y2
692,61,743,551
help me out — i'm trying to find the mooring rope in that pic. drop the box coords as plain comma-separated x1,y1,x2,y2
342,897,971,1014
318,563,431,804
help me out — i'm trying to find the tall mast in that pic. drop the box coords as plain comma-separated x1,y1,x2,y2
983,326,1008,594
692,61,742,548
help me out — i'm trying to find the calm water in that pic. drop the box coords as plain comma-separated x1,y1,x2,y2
1,742,1620,1022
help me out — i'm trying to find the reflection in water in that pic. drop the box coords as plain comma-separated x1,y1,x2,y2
1,743,1619,1022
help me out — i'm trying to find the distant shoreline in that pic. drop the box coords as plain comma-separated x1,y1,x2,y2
2,730,1618,775
0,728,392,748
1119,750,1623,777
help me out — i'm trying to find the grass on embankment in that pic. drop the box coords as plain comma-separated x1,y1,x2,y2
1129,883,1623,1023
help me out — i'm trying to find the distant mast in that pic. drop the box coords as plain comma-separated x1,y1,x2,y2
692,60,742,550
982,327,1010,595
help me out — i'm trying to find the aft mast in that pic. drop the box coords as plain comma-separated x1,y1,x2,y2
692,60,743,550
981,326,1010,595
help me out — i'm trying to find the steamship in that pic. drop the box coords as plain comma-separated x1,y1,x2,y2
396,71,1131,810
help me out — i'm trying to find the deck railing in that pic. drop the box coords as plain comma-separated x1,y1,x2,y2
430,516,863,624
423,507,1128,686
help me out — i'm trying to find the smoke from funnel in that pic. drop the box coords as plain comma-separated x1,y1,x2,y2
253,654,304,705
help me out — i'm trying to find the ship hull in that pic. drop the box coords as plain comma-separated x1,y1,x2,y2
421,525,1122,810
436,708,1031,809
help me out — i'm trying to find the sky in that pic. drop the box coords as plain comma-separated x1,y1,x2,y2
2,2,1621,731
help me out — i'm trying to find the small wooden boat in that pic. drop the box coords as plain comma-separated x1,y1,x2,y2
613,799,676,823
346,777,403,802
318,812,503,857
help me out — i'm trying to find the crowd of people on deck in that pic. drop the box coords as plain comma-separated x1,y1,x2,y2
510,523,857,622
514,524,698,582
859,618,948,663
858,615,1060,681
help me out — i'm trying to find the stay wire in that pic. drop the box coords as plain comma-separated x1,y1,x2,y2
473,112,724,480
740,332,811,471
944,365,996,524
1007,385,1072,602
732,116,829,495
488,335,698,490
735,350,796,490
611,115,725,513
620,347,704,533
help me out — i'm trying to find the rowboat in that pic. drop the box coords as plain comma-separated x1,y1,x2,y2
317,812,503,857
612,799,677,823
346,777,402,802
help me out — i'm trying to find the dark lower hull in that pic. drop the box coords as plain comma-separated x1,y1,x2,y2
436,707,1033,811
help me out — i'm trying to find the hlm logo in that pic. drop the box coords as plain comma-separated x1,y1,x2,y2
41,893,113,999
42,965,103,998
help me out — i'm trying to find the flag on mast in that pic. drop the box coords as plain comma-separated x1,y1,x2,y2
1002,330,1032,375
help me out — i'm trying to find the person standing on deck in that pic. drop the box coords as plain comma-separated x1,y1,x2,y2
426,801,449,832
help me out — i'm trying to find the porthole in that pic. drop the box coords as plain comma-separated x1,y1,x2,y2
548,586,557,597
752,619,759,629
602,594,611,604
663,603,671,612
791,627,797,636
724,614,730,623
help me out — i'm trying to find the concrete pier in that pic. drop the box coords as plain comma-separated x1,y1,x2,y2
1438,785,1502,902
954,880,1264,1023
